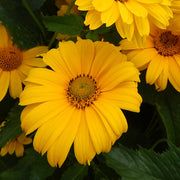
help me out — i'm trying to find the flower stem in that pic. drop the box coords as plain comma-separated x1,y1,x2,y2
48,32,57,49
66,0,75,15
21,0,46,39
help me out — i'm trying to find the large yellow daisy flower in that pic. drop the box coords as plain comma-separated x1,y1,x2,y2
120,25,180,92
19,38,142,167
0,132,32,157
75,0,173,47
0,24,48,101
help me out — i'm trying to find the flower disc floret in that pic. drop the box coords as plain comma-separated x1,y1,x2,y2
0,46,22,71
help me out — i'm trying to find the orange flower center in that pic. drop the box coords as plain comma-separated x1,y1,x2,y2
67,74,101,109
154,31,180,56
0,46,22,71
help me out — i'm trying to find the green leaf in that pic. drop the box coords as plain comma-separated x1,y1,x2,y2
155,86,180,145
105,144,180,180
43,15,84,36
0,0,41,49
0,149,55,180
0,104,22,147
138,72,180,146
61,163,88,180
26,0,46,10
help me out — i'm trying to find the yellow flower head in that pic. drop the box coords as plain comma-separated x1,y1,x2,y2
0,132,32,157
120,24,180,92
19,38,142,167
0,24,48,101
75,0,173,47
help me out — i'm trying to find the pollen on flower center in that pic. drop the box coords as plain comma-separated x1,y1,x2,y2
67,74,101,109
0,46,22,71
154,31,180,56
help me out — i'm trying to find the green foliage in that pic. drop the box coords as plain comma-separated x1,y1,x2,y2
105,143,180,180
0,103,22,147
155,87,180,146
26,0,47,10
61,163,88,180
0,0,42,49
139,72,180,146
0,149,55,180
43,15,84,36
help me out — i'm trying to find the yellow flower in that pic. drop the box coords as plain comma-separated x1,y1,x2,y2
0,132,32,157
19,38,142,167
75,0,173,47
0,24,48,101
120,25,180,92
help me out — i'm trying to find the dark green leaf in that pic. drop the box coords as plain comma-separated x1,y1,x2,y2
61,163,88,180
155,86,180,145
43,15,84,36
105,144,180,180
0,149,55,180
26,0,46,10
0,0,41,49
138,72,180,146
0,104,22,147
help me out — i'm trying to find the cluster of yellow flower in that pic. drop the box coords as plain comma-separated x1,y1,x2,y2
0,0,179,168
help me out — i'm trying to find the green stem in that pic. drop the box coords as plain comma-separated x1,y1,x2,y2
66,0,75,15
21,0,46,39
151,138,168,150
48,32,57,49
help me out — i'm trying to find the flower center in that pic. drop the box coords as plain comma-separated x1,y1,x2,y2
154,31,180,56
0,46,22,71
67,74,101,109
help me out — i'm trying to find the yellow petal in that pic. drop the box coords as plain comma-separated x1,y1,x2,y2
98,62,140,91
15,142,24,157
128,48,158,69
0,71,10,101
58,41,81,77
33,104,75,155
47,108,81,167
74,110,96,165
94,100,128,137
146,54,164,84
101,1,119,27
0,24,11,48
75,0,94,10
135,16,150,36
117,1,133,24
101,82,142,112
168,56,180,92
125,0,148,17
9,70,22,99
85,106,111,154
85,10,103,30
155,57,168,91
76,38,95,75
115,17,134,41
43,48,72,79
20,84,65,105
20,100,68,134
92,0,114,11
90,41,126,78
